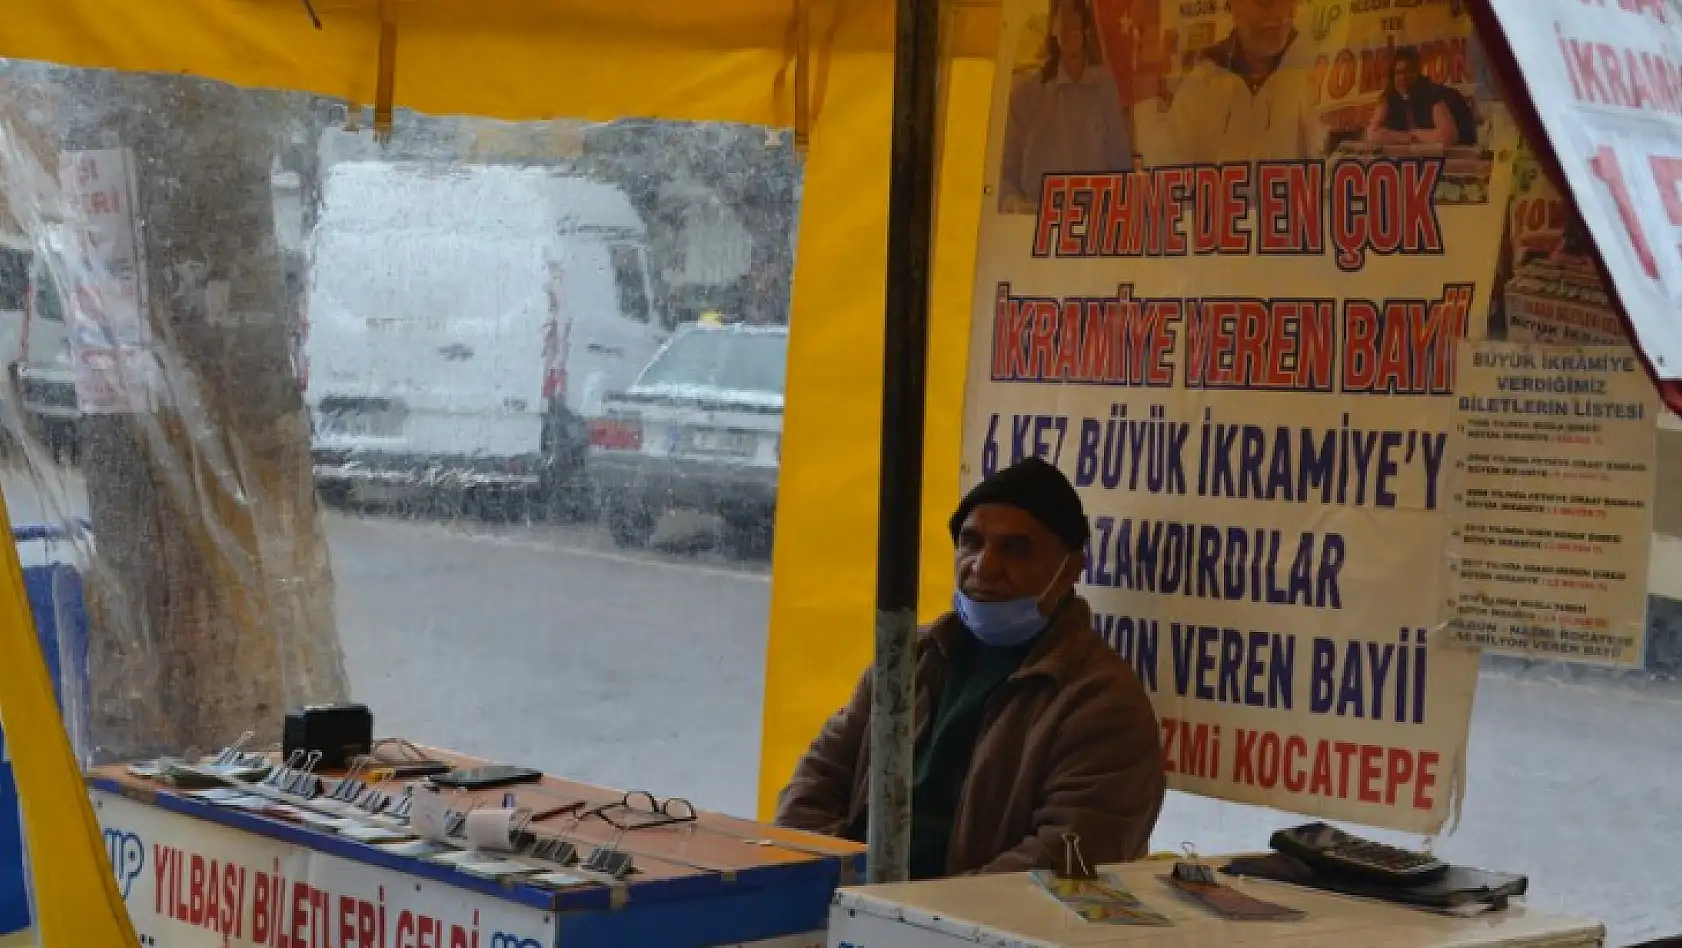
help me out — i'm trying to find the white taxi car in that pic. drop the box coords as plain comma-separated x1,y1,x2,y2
587,321,785,551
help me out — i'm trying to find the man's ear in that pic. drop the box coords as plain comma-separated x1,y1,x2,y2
1063,549,1088,586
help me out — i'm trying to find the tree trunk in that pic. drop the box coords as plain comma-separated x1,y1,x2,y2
51,71,347,763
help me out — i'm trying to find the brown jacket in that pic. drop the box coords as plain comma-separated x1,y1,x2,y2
774,597,1165,875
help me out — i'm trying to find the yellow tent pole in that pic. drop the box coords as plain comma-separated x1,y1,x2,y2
0,486,136,945
794,0,812,150
374,0,399,143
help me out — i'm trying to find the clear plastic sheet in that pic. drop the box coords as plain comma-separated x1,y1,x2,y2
0,61,802,788
0,64,348,765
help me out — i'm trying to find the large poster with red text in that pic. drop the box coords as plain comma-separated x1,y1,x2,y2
1483,0,1682,383
964,0,1517,833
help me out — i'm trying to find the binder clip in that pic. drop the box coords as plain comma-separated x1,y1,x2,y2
510,810,538,851
355,787,391,815
443,808,469,838
1058,832,1095,881
387,787,415,820
582,845,634,880
529,837,579,866
581,822,635,879
212,730,261,768
287,751,323,799
263,751,306,791
330,761,370,803
1172,843,1218,885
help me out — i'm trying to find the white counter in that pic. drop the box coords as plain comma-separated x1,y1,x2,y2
828,859,1603,948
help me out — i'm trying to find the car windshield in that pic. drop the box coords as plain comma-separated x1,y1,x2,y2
637,330,787,395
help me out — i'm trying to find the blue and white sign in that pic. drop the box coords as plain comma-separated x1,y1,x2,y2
92,791,551,948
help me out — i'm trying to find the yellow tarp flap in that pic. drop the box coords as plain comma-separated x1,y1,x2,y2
0,486,137,946
0,1,1000,127
0,1,1004,939
757,49,996,817
5,1,782,125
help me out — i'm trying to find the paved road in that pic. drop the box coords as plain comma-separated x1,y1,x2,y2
330,512,772,818
7,467,1682,944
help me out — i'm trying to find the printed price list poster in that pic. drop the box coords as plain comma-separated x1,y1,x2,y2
1449,340,1658,666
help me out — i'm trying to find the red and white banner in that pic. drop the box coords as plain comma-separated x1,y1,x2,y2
58,147,158,414
1482,0,1682,393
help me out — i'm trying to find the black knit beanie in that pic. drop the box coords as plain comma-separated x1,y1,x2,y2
949,457,1089,551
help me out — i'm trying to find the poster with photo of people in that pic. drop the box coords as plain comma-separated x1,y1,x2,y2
966,0,1527,833
1488,141,1629,346
996,0,1505,214
1316,0,1502,204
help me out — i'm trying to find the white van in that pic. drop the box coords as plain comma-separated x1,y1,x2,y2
304,162,663,512
13,249,79,462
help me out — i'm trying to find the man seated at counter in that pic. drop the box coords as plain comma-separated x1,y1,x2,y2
775,457,1166,879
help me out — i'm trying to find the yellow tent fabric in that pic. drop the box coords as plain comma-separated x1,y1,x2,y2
755,48,996,819
0,501,137,946
0,0,1002,943
3,1,1002,128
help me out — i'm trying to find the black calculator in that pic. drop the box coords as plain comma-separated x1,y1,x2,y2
1270,822,1449,886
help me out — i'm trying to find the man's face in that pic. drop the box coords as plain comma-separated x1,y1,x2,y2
1393,56,1421,92
955,504,1080,610
1230,0,1299,62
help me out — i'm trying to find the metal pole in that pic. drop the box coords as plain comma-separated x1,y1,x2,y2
867,0,941,885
